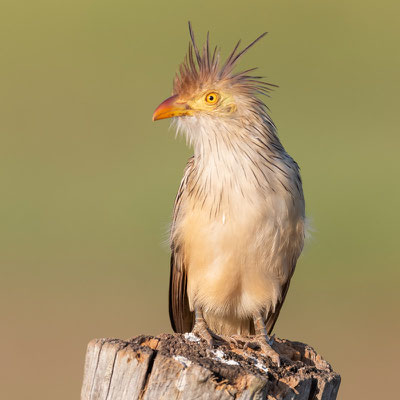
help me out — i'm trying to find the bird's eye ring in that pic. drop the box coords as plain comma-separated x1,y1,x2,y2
205,92,219,104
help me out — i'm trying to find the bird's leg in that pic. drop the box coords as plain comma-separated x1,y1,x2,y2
247,313,281,366
192,306,219,348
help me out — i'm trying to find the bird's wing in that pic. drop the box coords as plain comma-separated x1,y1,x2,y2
169,157,195,333
266,171,305,335
265,279,291,335
265,261,298,335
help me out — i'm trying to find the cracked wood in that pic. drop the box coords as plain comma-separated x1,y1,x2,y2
81,334,340,400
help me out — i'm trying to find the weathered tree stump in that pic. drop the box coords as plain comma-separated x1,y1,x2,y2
81,334,340,400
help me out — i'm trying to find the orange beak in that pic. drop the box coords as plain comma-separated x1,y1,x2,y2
152,95,191,121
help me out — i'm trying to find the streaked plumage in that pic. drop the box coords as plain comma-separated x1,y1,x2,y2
153,23,305,362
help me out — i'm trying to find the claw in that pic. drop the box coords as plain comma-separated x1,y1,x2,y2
226,335,239,347
241,336,280,366
192,306,222,348
251,314,281,366
192,324,215,348
219,334,243,348
268,334,275,346
257,336,281,367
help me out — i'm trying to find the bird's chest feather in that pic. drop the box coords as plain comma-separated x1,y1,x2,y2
178,182,302,316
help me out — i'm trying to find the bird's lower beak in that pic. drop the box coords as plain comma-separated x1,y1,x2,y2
152,95,191,121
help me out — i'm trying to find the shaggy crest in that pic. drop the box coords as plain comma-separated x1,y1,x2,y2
173,22,278,97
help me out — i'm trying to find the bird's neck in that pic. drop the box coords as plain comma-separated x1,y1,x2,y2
177,111,281,160
176,113,294,217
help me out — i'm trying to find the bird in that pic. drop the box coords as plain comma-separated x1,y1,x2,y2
152,23,305,365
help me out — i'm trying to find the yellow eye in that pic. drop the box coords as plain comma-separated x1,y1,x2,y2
205,92,219,104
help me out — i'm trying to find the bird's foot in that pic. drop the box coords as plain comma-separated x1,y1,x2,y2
244,334,280,367
220,334,247,348
192,322,220,348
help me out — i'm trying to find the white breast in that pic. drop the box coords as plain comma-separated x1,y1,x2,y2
178,186,303,320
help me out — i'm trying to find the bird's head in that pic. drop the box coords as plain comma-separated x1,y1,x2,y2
152,23,276,128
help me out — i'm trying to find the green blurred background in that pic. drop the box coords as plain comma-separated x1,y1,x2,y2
1,0,399,398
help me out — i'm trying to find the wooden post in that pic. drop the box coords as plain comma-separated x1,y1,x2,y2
81,334,340,400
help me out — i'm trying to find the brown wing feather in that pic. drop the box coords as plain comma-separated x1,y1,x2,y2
265,266,296,335
169,157,195,333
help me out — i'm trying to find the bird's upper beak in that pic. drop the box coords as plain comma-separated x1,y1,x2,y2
152,95,191,121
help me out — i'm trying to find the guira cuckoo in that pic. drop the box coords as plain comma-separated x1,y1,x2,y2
153,24,305,365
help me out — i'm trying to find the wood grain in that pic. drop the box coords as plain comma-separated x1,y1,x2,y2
81,334,340,400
